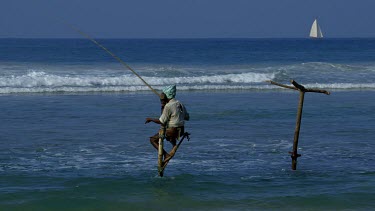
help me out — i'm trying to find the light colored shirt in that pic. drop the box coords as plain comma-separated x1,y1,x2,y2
159,99,189,128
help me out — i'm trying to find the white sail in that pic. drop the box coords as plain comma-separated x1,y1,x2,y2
309,19,323,38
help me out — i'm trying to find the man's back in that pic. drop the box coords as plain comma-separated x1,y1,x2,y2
159,98,189,128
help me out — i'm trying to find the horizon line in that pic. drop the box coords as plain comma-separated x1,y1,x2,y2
1,36,375,39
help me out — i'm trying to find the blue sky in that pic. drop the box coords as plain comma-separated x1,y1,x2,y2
1,0,375,38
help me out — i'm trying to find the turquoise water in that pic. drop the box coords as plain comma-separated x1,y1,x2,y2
0,39,375,210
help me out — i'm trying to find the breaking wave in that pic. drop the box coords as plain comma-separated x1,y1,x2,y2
0,71,274,93
0,68,374,94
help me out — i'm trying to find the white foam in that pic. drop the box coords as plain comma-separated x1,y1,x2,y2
1,83,374,94
144,72,275,84
0,71,273,87
0,70,374,94
0,71,275,93
304,83,375,90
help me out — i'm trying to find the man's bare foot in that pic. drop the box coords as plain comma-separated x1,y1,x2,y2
170,146,177,155
164,153,172,163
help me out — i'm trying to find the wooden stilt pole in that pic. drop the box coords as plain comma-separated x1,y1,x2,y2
158,132,190,177
158,128,165,177
291,91,304,170
266,80,330,170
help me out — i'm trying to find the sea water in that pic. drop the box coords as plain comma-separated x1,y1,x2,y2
0,39,374,210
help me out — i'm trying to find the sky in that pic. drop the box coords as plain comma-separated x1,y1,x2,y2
1,0,375,38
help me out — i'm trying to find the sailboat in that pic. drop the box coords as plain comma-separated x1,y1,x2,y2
309,18,323,38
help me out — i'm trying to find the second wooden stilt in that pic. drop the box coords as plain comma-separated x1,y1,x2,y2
267,80,330,170
290,91,304,170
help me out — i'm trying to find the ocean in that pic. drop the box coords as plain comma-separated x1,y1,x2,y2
0,38,374,210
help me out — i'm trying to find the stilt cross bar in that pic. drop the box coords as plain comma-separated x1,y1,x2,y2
267,80,330,170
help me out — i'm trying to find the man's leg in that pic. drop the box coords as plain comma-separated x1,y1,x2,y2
164,127,184,162
166,127,184,147
150,132,170,158
149,133,159,150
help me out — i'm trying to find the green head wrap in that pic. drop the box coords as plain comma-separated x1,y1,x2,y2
162,85,176,99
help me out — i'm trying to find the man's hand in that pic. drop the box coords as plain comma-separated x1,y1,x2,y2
145,118,153,124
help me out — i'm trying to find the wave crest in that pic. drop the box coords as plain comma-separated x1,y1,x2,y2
0,70,374,94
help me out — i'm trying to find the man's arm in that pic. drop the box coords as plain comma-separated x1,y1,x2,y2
184,112,190,121
145,118,162,124
183,105,190,121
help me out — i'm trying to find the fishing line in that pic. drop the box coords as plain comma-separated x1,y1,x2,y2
64,22,160,97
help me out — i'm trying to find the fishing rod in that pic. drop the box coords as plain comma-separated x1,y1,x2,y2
64,22,160,97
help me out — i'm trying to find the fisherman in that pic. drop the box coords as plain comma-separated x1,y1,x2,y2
145,85,189,162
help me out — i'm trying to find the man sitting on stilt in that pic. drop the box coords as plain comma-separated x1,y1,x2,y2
145,84,190,163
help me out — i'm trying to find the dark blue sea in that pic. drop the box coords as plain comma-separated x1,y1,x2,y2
0,38,374,210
